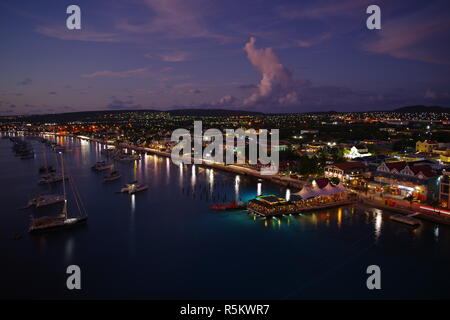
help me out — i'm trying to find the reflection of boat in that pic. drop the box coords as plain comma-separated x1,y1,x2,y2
27,194,65,208
29,153,88,233
119,182,148,194
91,161,114,171
210,201,246,211
104,171,121,182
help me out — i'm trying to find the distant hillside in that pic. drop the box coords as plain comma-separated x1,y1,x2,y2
167,108,263,116
393,105,450,113
0,108,263,123
3,109,158,123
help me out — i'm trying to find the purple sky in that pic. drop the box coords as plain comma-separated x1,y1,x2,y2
1,0,450,115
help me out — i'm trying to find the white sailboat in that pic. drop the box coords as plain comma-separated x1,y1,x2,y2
29,152,88,233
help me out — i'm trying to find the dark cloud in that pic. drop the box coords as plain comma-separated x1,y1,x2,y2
183,89,202,94
107,98,142,110
237,84,258,90
48,91,57,95
18,78,32,86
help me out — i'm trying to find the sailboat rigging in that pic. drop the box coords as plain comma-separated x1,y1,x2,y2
29,152,88,233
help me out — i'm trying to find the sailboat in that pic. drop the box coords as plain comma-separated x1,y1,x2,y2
29,152,88,233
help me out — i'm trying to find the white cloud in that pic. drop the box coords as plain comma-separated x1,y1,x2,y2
243,37,300,107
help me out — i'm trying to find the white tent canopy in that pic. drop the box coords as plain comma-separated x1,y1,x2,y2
335,182,347,193
321,183,339,195
294,186,320,199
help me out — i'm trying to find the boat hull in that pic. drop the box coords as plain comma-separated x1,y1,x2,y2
29,216,88,233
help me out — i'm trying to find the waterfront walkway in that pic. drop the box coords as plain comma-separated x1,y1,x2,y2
358,193,450,226
58,134,306,189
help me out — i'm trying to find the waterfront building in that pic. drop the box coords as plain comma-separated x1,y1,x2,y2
440,170,450,209
324,162,368,184
247,179,351,216
371,161,440,201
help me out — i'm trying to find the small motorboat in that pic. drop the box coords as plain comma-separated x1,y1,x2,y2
119,182,149,194
104,171,121,182
91,161,114,171
116,154,140,162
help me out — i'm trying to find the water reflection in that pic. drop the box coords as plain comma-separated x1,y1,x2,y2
374,210,382,241
166,157,170,180
208,169,214,194
64,237,74,264
133,160,138,181
191,165,196,187
179,163,184,186
337,207,342,228
131,194,136,213
235,175,240,201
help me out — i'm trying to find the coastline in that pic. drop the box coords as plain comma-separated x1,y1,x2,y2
53,133,306,190
36,133,450,226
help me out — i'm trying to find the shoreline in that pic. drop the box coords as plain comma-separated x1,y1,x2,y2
55,133,306,190
23,132,450,226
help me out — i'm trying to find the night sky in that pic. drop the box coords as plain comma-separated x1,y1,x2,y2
1,0,450,115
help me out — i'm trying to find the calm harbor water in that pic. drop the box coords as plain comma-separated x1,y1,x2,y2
1,135,450,299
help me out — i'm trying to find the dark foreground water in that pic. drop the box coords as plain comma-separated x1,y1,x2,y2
1,134,450,299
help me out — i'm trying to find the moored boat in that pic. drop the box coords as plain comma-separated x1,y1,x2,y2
103,170,121,182
29,152,88,233
38,173,67,185
91,161,114,171
119,182,149,194
116,154,140,162
27,194,65,208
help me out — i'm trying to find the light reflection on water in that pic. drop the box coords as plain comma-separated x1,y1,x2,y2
2,135,450,299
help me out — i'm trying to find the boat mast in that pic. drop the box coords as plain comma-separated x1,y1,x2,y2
60,152,68,219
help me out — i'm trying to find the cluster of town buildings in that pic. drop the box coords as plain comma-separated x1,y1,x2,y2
2,110,450,210
324,140,450,209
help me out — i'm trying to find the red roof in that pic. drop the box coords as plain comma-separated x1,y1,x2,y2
382,161,436,178
330,162,367,172
314,178,330,189
386,162,408,171
411,165,436,178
